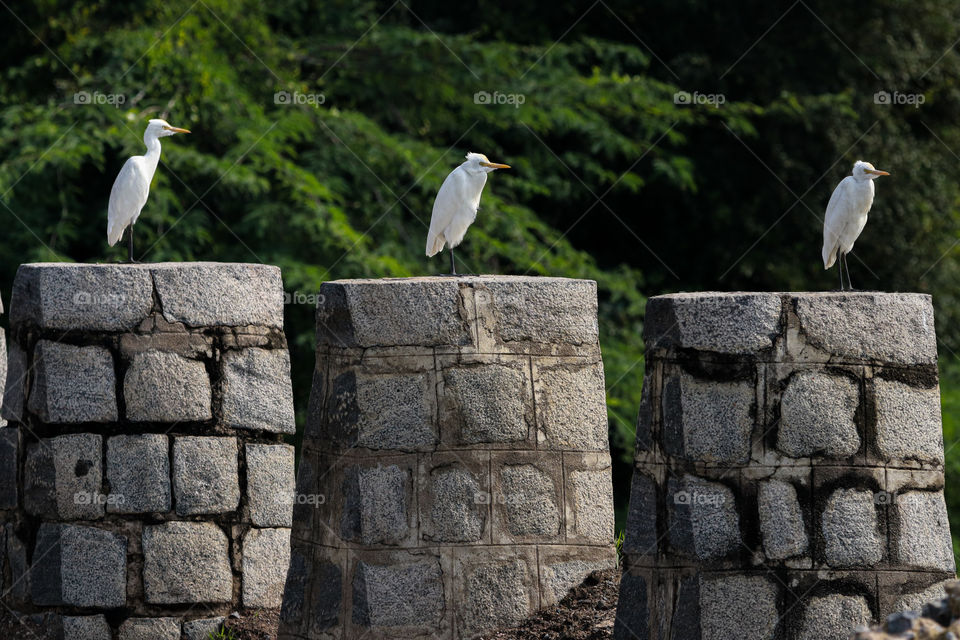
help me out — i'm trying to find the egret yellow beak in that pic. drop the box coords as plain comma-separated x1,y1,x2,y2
866,169,889,176
163,126,191,134
480,161,510,169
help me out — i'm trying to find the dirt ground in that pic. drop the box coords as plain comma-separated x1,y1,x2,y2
481,568,620,640
0,568,619,639
223,608,282,639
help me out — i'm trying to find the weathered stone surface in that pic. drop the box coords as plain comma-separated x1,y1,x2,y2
613,572,649,640
348,370,437,450
352,558,444,629
280,548,342,632
1,340,26,421
25,433,103,520
5,523,29,604
142,521,233,604
822,488,883,567
28,341,117,423
480,278,599,346
63,615,112,640
173,436,240,516
222,348,296,433
424,464,486,543
10,263,154,331
635,373,653,453
699,575,779,640
535,361,608,451
874,379,944,464
243,527,291,608
31,523,127,608
151,262,284,328
442,363,530,444
246,444,295,527
568,468,615,544
0,428,19,509
777,370,860,458
894,580,949,613
499,463,561,539
663,372,754,464
644,292,783,354
118,617,181,640
623,472,657,556
279,548,311,629
183,617,226,640
458,557,535,636
893,491,955,571
668,475,740,561
317,278,471,347
0,332,6,427
796,594,872,640
541,556,615,606
124,351,212,422
758,480,808,560
340,464,411,545
107,434,171,513
795,293,937,365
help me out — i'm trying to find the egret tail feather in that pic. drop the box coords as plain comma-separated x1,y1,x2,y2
426,232,446,257
822,244,838,270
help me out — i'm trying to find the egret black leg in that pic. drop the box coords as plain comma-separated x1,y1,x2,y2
449,248,456,275
843,253,854,290
838,258,844,290
128,225,135,263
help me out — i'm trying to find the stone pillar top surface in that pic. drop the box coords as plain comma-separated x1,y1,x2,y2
316,275,599,352
10,262,284,331
644,290,936,365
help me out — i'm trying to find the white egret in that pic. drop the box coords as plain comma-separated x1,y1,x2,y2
822,160,889,290
426,152,510,274
107,118,190,262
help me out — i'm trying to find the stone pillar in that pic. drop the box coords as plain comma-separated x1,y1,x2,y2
0,294,6,429
0,263,297,639
614,292,956,640
279,276,616,640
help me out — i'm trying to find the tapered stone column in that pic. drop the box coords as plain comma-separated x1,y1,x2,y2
279,276,617,640
615,292,955,640
0,263,297,640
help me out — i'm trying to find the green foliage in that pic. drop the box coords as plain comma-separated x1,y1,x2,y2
940,359,960,556
206,626,238,640
6,0,960,532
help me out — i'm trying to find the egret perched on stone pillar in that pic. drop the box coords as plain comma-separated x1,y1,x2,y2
426,152,510,275
822,160,889,290
107,119,190,262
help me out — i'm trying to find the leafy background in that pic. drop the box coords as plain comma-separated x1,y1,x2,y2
3,0,960,551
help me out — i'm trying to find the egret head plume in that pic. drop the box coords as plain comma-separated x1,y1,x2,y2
147,118,191,139
465,151,510,174
852,160,889,180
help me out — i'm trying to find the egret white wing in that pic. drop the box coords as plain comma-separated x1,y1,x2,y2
427,166,467,256
821,177,855,269
107,157,150,246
